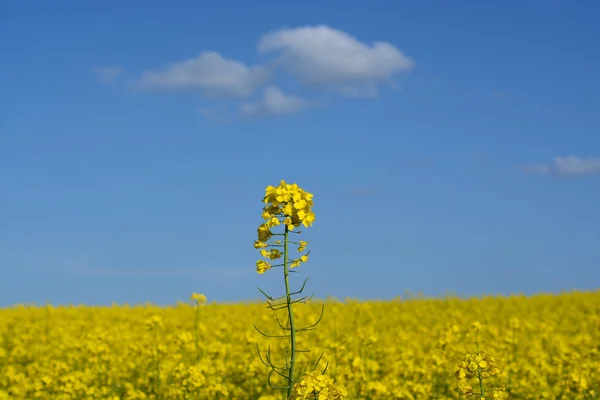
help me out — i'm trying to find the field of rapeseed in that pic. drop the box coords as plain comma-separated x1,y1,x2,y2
2,182,598,399
1,291,599,399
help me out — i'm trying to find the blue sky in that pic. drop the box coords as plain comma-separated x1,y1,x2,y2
1,1,599,306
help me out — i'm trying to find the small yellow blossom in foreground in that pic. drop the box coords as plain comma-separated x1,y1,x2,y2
290,371,347,400
455,351,500,380
190,292,207,304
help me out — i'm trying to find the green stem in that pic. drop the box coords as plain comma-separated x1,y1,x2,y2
506,327,516,394
155,334,161,399
478,370,484,399
283,225,297,399
194,305,200,362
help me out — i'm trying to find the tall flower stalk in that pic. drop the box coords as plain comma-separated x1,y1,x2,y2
253,180,343,399
190,292,207,362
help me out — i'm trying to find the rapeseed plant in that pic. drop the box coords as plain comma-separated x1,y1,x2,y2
190,292,207,362
253,180,346,399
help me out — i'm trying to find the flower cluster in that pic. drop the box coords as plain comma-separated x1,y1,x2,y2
456,351,504,399
254,180,315,274
190,292,207,305
290,371,348,400
455,351,500,380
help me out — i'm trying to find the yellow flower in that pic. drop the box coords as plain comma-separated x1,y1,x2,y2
294,199,307,210
302,212,315,227
256,260,272,274
290,371,347,400
258,224,272,242
290,254,308,268
260,249,282,260
282,217,297,231
283,203,294,216
254,240,268,249
458,381,473,397
267,216,280,228
268,249,283,260
297,241,308,252
297,209,306,220
190,293,207,304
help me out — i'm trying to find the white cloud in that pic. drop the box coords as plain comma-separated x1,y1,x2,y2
523,156,600,176
135,51,269,98
554,156,600,175
240,86,307,117
128,25,416,118
258,25,415,95
94,66,124,83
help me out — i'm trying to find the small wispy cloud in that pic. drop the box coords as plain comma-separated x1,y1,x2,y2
240,86,308,118
523,156,600,177
94,66,125,83
134,51,269,98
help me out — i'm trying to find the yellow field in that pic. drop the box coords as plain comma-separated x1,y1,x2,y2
1,290,598,399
